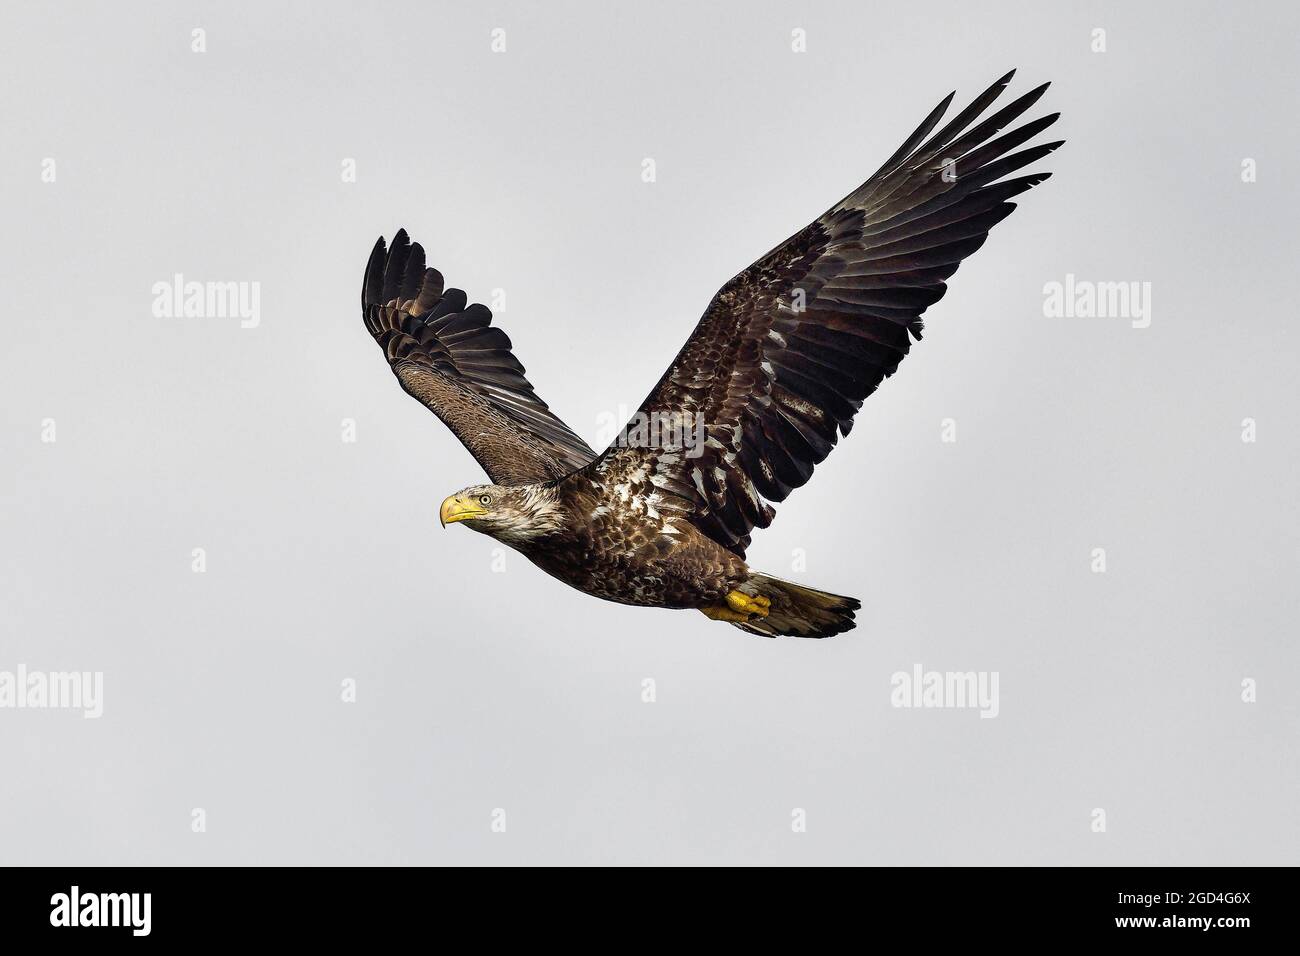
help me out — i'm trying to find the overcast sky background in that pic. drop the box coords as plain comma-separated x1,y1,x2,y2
1,0,1296,865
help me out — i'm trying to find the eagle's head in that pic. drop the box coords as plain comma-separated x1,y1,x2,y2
438,483,564,546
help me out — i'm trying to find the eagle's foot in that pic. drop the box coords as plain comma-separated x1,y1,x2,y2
700,591,770,623
726,590,771,617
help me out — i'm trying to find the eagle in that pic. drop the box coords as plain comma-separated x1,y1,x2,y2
362,70,1061,638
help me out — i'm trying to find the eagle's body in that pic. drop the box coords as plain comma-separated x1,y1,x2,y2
507,477,748,609
362,71,1062,637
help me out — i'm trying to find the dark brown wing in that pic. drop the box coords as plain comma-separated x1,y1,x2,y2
362,230,596,484
586,71,1062,554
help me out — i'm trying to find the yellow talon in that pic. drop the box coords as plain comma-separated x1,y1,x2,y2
700,590,771,623
725,590,770,618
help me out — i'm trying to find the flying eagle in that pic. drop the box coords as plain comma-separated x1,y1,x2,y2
362,70,1061,638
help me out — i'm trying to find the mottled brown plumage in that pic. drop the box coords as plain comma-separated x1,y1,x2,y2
361,71,1062,637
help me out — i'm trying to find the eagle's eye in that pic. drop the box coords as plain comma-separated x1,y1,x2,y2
479,494,492,506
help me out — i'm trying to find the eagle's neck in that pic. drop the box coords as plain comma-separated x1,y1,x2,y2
493,483,566,548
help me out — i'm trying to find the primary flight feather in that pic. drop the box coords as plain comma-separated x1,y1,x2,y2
361,70,1062,638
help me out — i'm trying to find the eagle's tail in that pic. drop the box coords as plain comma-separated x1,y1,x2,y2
734,573,860,639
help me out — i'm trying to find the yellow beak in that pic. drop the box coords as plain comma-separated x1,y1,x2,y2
439,494,488,528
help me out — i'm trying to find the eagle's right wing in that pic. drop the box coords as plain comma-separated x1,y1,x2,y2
586,71,1062,555
362,230,596,485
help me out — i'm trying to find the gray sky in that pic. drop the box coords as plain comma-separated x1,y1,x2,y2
1,0,1296,865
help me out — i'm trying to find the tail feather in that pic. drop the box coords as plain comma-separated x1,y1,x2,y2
734,573,860,638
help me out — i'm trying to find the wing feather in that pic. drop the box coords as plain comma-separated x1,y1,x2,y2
584,72,1062,554
362,230,595,484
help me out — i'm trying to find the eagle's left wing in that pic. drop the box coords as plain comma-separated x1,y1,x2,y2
363,230,596,484
586,71,1062,555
